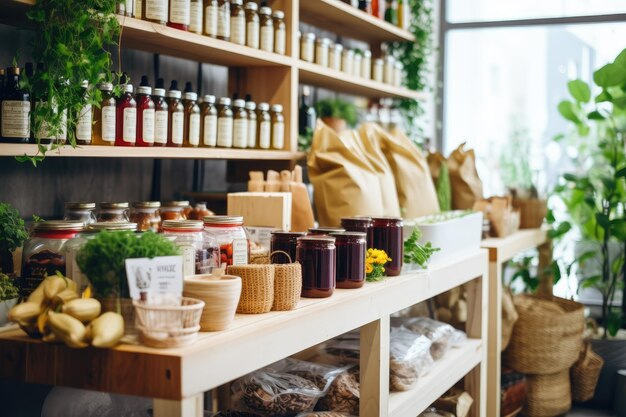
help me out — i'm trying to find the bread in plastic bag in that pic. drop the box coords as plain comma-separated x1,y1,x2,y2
391,317,467,360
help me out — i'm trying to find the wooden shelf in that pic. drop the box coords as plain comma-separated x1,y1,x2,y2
481,228,548,263
298,60,427,100
299,0,415,43
389,339,483,417
0,144,305,161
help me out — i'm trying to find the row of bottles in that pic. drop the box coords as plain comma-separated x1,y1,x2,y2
343,0,412,29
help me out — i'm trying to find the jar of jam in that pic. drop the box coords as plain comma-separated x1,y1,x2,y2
331,232,366,289
329,42,342,71
256,102,271,149
97,202,130,222
64,202,97,225
371,216,403,276
21,221,84,294
308,227,345,235
315,37,330,67
203,215,249,266
341,217,373,249
245,1,259,49
296,235,336,298
272,10,286,55
160,201,189,222
162,220,219,277
130,201,161,231
270,231,305,264
300,32,315,62
188,202,213,220
259,6,274,52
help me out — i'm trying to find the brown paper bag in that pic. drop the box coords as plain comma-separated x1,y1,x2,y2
290,166,315,232
308,120,385,226
474,196,520,237
448,143,483,209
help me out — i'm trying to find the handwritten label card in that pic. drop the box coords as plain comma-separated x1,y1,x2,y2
125,256,183,300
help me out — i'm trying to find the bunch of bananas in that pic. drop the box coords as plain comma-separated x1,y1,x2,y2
9,273,124,349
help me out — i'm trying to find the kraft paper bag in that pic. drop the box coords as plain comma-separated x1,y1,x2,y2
448,143,484,209
308,120,385,227
289,165,315,232
373,125,440,218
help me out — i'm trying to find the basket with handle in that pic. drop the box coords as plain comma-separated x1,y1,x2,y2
227,264,275,314
571,341,604,402
270,250,302,311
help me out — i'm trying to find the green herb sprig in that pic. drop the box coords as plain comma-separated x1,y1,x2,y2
0,273,20,301
0,203,28,254
404,227,440,268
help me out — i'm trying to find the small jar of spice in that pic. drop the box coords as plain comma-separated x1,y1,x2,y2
97,202,130,222
130,201,161,231
203,215,249,266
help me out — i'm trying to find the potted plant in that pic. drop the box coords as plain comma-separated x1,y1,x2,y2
0,203,28,276
0,273,20,327
315,98,358,133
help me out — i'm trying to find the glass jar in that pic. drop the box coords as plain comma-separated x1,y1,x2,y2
296,235,336,298
315,37,330,67
232,98,248,149
189,0,203,34
203,215,249,266
201,94,218,147
245,101,257,148
256,102,271,149
331,232,366,289
217,97,234,148
270,231,305,264
230,0,245,45
97,202,130,222
21,221,84,294
300,32,315,62
272,10,286,55
341,217,373,249
373,58,384,83
93,82,116,146
204,0,219,37
130,201,161,231
353,52,362,77
384,55,395,84
394,60,403,87
341,48,354,74
189,202,212,220
362,50,372,79
245,2,259,49
163,220,219,277
259,6,274,52
64,202,97,225
217,0,231,40
270,104,284,150
329,43,342,71
371,216,403,276
308,227,345,235
160,201,189,222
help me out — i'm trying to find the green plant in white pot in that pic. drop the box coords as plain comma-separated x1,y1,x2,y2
0,273,20,326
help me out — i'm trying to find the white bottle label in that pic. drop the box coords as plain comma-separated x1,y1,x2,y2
170,0,190,24
205,4,218,36
126,0,134,16
189,113,200,146
217,116,233,147
247,21,259,48
123,107,137,143
101,106,116,142
154,110,168,144
142,108,155,143
203,114,217,146
217,3,230,38
171,112,184,144
272,122,284,149
258,120,270,149
260,26,273,52
274,29,286,55
1,101,30,138
233,118,247,148
189,0,202,33
247,117,256,148
136,0,143,18
232,238,248,265
76,104,92,142
146,0,167,21
180,244,196,277
231,14,245,45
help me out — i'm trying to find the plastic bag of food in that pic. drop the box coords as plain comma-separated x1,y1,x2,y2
315,366,360,415
391,317,466,360
209,412,263,417
268,357,345,393
296,412,357,417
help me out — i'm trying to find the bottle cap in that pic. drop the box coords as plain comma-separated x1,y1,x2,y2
245,2,257,10
258,102,270,111
245,101,256,111
137,86,152,95
99,82,113,91
259,6,271,15
272,10,284,19
153,88,166,97
203,94,216,104
219,97,232,106
184,92,198,101
233,98,245,108
270,104,283,112
168,90,182,99
124,84,134,93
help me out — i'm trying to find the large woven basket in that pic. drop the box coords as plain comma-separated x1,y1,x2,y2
227,264,275,314
504,295,584,374
270,251,302,311
523,370,571,417
571,341,604,402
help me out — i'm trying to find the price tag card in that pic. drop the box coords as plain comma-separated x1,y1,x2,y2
125,256,183,300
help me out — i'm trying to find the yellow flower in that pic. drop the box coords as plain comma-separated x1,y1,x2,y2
366,257,374,265
365,263,373,274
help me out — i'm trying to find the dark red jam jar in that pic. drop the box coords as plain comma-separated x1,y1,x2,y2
270,231,306,264
331,231,366,289
370,216,403,277
341,217,373,249
296,235,336,298
308,227,345,235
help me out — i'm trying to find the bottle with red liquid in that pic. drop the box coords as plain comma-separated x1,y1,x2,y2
371,216,403,276
136,76,155,147
168,0,191,31
115,83,137,146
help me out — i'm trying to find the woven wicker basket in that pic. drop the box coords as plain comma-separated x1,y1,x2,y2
571,341,604,402
512,198,547,229
504,295,584,374
523,370,571,417
227,264,275,314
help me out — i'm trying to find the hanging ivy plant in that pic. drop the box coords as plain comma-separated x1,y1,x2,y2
16,0,122,165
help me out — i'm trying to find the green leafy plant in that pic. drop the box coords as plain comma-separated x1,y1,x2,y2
0,203,28,274
17,0,121,165
403,227,440,268
499,125,538,198
0,273,20,301
505,254,562,295
76,231,179,299
551,48,626,338
315,98,358,127
435,163,451,211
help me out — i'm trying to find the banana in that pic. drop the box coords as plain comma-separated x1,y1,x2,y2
37,308,50,334
42,332,61,343
48,311,88,348
43,276,77,301
53,288,79,308
27,279,48,304
9,302,42,326
62,298,101,323
89,312,124,348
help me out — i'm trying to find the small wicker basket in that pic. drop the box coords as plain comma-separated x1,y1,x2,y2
571,341,604,402
270,251,302,312
133,297,204,348
523,370,571,417
227,264,275,314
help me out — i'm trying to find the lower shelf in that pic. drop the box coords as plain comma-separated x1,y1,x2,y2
388,338,483,417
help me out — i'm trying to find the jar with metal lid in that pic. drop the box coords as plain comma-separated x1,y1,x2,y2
245,2,259,49
232,98,248,149
353,52,362,77
371,216,403,276
270,104,284,150
259,6,274,52
217,97,234,148
272,10,286,55
296,235,336,298
384,55,395,84
341,217,373,248
160,201,189,223
331,231,366,289
97,202,130,222
21,221,84,295
329,43,343,71
300,32,315,62
373,58,384,83
130,201,161,231
163,220,219,277
315,37,330,67
308,227,345,235
201,94,217,147
230,0,245,45
188,202,213,220
341,48,354,74
394,60,403,87
256,102,271,149
245,101,257,148
64,202,97,225
203,215,249,266
361,50,372,79
270,231,306,264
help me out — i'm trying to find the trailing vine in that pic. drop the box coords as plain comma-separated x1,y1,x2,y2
17,0,122,165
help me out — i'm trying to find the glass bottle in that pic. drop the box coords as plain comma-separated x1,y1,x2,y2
130,201,161,231
353,52,362,77
92,82,116,146
259,6,273,52
162,220,219,276
183,91,201,147
329,43,342,71
168,0,191,31
341,49,354,74
331,231,366,289
384,0,397,25
1,67,30,143
115,84,137,147
75,80,93,145
371,216,403,276
136,84,155,146
64,202,97,225
362,50,372,79
97,202,130,222
315,37,330,67
203,215,249,266
244,2,259,49
373,58,384,83
358,0,370,12
143,0,168,24
230,0,245,45
270,104,284,150
272,10,286,55
300,33,315,62
204,0,218,37
397,0,405,29
34,78,67,146
201,94,218,147
189,0,202,33
341,216,373,249
153,79,169,147
217,0,230,41
216,97,233,148
394,60,403,87
384,55,395,84
298,86,316,136
167,81,184,147
256,102,271,149
296,235,336,298
232,98,248,148
372,0,379,17
270,231,306,264
245,101,257,148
